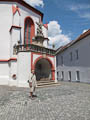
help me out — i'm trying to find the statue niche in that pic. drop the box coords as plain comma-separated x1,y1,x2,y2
36,22,44,37
32,22,45,46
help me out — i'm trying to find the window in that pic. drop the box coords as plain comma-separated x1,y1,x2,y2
56,55,58,67
25,21,28,43
24,17,34,44
24,19,31,44
68,71,71,81
76,49,79,60
61,71,64,80
61,56,63,65
57,72,59,80
76,71,80,81
28,24,31,44
70,52,72,61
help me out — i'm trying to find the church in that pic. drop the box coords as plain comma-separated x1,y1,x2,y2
0,0,57,87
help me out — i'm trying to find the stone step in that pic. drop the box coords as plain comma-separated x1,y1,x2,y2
37,80,54,83
37,82,60,88
40,78,51,81
37,80,60,87
37,82,55,86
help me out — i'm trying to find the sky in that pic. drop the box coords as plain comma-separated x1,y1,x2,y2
25,0,90,49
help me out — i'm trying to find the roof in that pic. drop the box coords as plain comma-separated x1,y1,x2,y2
56,29,90,55
0,0,43,20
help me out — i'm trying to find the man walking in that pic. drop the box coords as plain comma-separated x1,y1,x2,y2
28,70,37,99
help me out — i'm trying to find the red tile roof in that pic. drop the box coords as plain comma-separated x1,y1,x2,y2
56,29,90,54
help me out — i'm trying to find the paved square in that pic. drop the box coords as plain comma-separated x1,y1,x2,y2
0,82,90,120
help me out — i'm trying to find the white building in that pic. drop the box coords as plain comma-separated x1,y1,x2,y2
56,30,90,83
0,0,57,87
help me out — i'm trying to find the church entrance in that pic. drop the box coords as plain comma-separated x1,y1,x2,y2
35,58,52,81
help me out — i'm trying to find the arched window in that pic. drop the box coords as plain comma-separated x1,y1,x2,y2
24,17,35,44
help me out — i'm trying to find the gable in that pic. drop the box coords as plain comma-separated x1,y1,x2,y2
0,0,43,20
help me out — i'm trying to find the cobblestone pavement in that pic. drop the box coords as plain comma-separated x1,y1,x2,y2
0,82,90,120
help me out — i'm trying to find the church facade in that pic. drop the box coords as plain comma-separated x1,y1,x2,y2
0,0,57,87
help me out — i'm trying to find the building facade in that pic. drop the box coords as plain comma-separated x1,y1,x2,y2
0,0,57,87
56,30,90,83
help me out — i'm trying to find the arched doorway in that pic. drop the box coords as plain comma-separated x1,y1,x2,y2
35,58,52,81
32,56,55,81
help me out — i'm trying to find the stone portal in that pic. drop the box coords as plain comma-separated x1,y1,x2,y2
35,58,51,81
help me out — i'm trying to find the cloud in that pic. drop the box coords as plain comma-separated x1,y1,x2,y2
80,13,90,19
82,29,88,33
24,0,44,7
48,21,62,37
69,4,90,19
69,4,90,12
48,21,71,49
